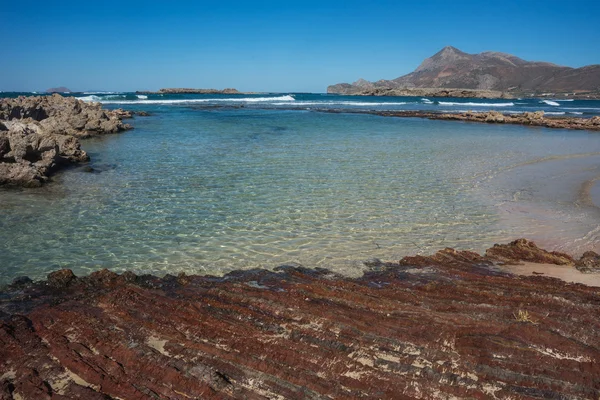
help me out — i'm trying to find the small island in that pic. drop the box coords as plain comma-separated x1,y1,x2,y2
45,87,72,93
136,88,244,95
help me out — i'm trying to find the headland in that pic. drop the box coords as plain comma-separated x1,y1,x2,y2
328,46,600,99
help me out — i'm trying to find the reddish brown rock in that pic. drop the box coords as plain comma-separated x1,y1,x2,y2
486,238,575,265
1,241,599,399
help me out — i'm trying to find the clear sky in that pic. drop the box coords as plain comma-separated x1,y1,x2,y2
2,0,599,93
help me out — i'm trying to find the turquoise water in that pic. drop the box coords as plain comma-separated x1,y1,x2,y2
2,95,600,283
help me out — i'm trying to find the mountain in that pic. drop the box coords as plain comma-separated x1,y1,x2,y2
328,46,600,97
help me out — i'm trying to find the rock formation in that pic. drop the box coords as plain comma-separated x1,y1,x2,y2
45,87,72,93
329,46,600,98
136,88,241,95
1,239,599,399
0,94,132,187
327,109,600,131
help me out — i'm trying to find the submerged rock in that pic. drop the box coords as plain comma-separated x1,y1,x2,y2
1,240,598,399
0,94,132,187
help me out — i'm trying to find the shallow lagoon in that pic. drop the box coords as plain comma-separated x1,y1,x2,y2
2,106,600,283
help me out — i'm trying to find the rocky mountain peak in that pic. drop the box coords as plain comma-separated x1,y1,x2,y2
328,46,600,96
415,46,471,72
352,78,374,88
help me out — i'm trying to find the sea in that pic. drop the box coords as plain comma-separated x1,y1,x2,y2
2,91,600,284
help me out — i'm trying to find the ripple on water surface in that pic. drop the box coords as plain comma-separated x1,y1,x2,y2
2,109,600,283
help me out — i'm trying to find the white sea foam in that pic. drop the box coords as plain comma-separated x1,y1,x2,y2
83,91,121,95
78,94,128,102
271,101,409,106
421,98,434,104
438,101,515,107
545,111,566,115
554,99,574,102
541,100,560,106
77,95,103,102
137,95,148,99
570,112,583,115
90,94,296,105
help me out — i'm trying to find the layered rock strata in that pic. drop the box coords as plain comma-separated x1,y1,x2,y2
1,239,599,399
0,95,132,187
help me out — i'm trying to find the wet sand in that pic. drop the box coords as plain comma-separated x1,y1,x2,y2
500,261,600,287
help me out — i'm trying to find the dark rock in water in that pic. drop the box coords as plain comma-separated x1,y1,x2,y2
9,276,33,288
575,251,600,273
81,165,95,173
0,94,133,187
135,111,151,116
47,269,77,288
0,240,598,399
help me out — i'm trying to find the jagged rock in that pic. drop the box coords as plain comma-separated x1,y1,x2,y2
484,110,505,123
575,251,600,273
523,110,545,121
9,276,33,288
486,238,574,265
47,269,77,288
0,94,132,187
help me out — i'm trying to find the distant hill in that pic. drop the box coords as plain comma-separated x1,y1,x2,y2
46,87,72,93
328,46,600,98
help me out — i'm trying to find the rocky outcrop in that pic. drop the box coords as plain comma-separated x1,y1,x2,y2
575,251,600,273
328,46,600,98
0,94,132,187
327,85,508,98
1,239,599,399
333,109,600,131
137,88,242,95
45,87,72,93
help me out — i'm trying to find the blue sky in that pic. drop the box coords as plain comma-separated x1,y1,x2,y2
2,0,599,93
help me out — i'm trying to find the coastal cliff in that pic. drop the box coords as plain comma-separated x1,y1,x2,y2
0,95,132,187
1,239,599,399
329,46,600,98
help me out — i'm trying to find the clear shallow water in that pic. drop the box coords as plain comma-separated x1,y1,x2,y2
2,95,600,283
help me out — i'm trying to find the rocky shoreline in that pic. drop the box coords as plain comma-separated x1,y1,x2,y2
327,86,510,99
0,95,133,187
322,109,600,131
1,239,599,399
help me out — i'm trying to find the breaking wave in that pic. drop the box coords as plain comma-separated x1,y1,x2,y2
79,95,296,105
438,101,515,107
271,101,408,106
541,100,560,106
